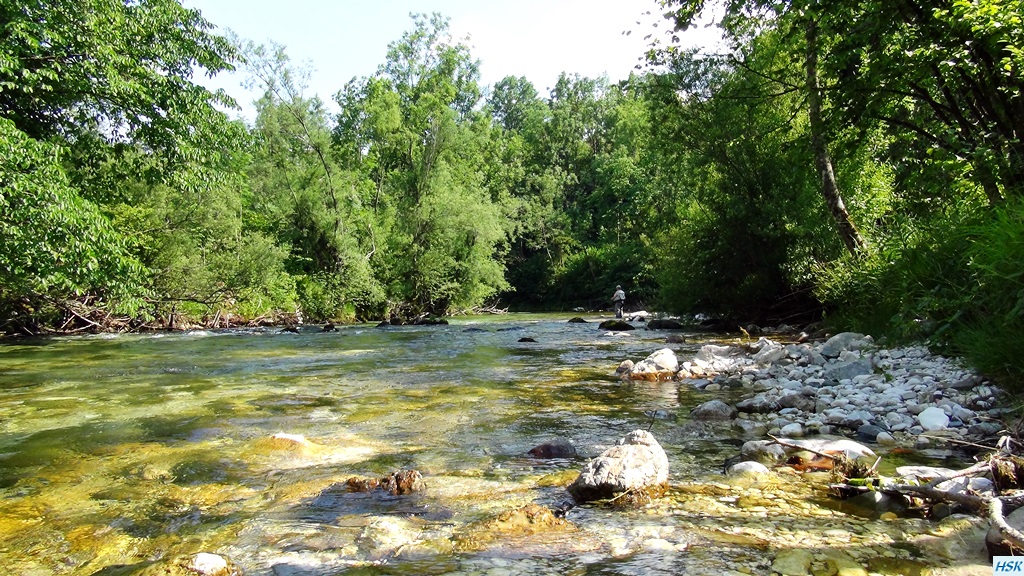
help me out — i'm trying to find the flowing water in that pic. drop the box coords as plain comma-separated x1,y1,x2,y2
0,314,978,575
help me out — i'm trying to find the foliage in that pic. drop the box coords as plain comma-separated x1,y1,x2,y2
336,13,510,317
642,31,869,321
0,0,254,331
0,118,145,331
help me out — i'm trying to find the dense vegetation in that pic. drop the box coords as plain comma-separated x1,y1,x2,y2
1,1,1021,385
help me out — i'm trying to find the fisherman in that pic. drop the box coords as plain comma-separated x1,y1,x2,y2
611,285,626,319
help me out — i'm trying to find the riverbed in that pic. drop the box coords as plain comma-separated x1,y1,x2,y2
0,314,993,575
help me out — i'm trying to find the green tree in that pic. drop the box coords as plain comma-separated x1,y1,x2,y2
336,13,509,317
660,0,868,256
823,0,1024,204
245,42,384,320
0,0,243,332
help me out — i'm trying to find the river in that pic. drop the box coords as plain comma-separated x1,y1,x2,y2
0,314,986,575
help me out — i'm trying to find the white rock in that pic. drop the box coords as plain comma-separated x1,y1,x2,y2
727,460,772,477
188,553,230,575
876,432,896,445
780,423,804,437
919,406,950,431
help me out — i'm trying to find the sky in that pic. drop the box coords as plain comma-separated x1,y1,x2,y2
181,0,721,120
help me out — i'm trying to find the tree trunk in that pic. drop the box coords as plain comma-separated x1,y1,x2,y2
805,16,867,257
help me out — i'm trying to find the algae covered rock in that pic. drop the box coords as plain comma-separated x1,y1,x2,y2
456,503,576,552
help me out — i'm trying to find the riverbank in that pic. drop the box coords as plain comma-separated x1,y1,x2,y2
613,327,1009,575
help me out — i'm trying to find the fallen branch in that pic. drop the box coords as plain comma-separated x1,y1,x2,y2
767,434,836,460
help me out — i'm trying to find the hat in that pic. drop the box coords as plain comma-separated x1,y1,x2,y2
616,285,622,289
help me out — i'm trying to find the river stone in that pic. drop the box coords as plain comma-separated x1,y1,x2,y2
690,399,736,421
844,490,908,517
771,548,814,575
740,440,786,465
753,344,787,366
566,429,669,503
732,418,768,436
646,319,684,330
876,431,896,445
629,348,679,379
615,359,634,376
138,553,242,576
358,516,420,560
896,465,957,482
528,440,578,459
599,319,634,331
865,557,934,576
778,393,815,412
726,460,771,478
856,424,886,442
824,549,868,576
457,503,577,552
823,358,874,382
735,395,780,414
779,423,804,437
819,332,872,358
918,406,950,430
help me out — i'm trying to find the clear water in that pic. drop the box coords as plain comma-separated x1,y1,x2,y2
0,314,956,575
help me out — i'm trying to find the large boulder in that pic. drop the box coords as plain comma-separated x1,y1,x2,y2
627,348,679,381
567,430,669,503
690,399,736,421
646,319,684,330
599,319,635,331
818,332,873,358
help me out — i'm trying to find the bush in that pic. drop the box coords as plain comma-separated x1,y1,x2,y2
816,198,1024,390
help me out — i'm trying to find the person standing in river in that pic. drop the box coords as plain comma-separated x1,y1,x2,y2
611,285,626,318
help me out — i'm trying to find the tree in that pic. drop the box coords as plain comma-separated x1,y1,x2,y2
659,0,868,256
643,36,856,321
823,0,1024,204
244,42,384,320
0,0,243,332
335,13,509,317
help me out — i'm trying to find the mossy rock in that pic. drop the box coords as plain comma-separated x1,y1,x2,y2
646,319,685,330
456,504,575,551
598,320,634,331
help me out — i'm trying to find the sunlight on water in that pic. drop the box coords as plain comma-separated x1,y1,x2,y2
0,315,962,575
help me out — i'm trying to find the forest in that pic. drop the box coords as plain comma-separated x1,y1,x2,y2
0,0,1022,387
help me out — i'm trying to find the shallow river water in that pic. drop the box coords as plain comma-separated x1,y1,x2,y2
0,314,987,575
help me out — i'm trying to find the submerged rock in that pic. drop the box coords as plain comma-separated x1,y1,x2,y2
772,548,814,576
456,503,578,553
726,460,772,478
347,469,425,495
528,440,578,459
646,319,684,330
567,429,669,503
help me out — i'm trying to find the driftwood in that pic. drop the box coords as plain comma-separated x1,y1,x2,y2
785,430,1024,551
876,444,1024,551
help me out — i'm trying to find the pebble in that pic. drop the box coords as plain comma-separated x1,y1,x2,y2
673,334,999,450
